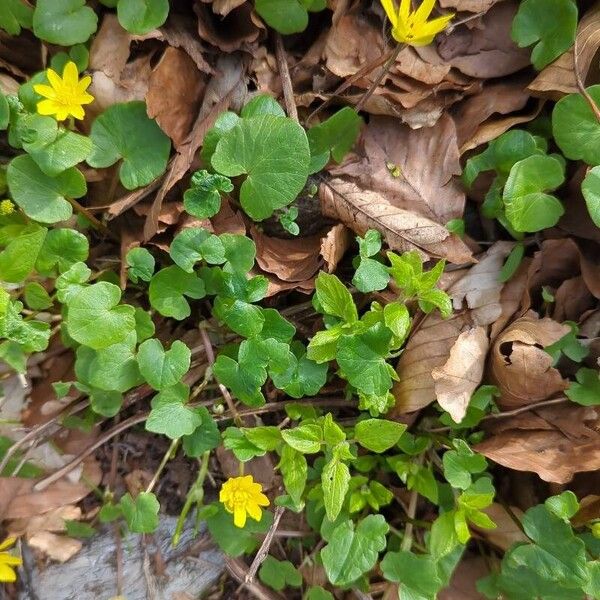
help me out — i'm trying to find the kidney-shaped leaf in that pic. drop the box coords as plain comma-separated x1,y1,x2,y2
582,166,600,227
211,114,310,220
117,0,169,34
88,101,171,190
33,0,98,46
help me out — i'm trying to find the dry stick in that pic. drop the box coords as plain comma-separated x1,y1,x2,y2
225,556,282,600
355,43,403,113
573,35,600,123
66,196,117,241
275,33,299,122
245,505,286,584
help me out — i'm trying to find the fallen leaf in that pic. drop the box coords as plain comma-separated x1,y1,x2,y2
320,179,473,264
476,404,600,483
438,555,489,600
489,314,569,409
8,506,81,537
439,0,502,10
27,531,82,563
432,326,489,423
320,224,351,273
204,0,247,16
476,503,528,552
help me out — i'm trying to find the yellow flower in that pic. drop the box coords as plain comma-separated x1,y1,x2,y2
380,0,454,46
0,199,14,216
33,61,94,122
219,475,270,528
0,537,22,583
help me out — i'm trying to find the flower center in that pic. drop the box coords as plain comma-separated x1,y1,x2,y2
232,489,249,504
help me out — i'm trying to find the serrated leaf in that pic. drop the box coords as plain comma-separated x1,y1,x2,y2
88,101,171,190
211,114,310,220
137,339,191,391
117,0,168,34
33,0,97,45
183,170,233,219
279,445,307,504
119,492,159,533
321,515,388,586
322,456,350,521
315,272,357,323
354,419,406,453
282,424,322,454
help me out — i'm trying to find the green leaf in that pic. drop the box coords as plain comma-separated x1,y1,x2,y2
200,111,239,166
183,170,233,219
429,511,461,560
36,228,89,274
213,354,266,407
381,550,442,600
243,426,282,451
55,261,91,303
306,587,334,600
0,92,8,131
307,107,362,169
119,492,159,533
33,0,97,45
0,224,46,283
503,155,565,232
321,515,388,586
322,456,350,521
182,406,220,457
259,556,302,591
220,233,257,273
67,282,136,349
500,242,525,282
260,308,296,343
169,227,211,273
137,339,191,391
511,0,577,70
255,0,310,34
306,326,343,363
213,297,264,338
222,427,266,462
24,282,53,311
442,440,488,490
354,419,406,453
383,302,411,346
89,388,123,417
149,266,205,320
315,272,357,323
7,155,86,223
88,101,171,190
126,247,155,283
271,347,328,398
117,0,168,34
553,86,600,166
545,491,579,521
0,0,33,35
279,445,307,504
282,424,322,454
241,95,286,118
337,323,394,396
582,166,600,227
146,389,203,440
566,367,600,406
211,114,310,220
353,257,390,293
64,520,96,539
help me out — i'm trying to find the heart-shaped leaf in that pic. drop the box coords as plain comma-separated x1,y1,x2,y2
33,0,98,46
211,114,310,220
87,101,171,190
255,0,324,34
117,0,169,34
0,0,34,35
67,282,136,349
137,338,191,391
183,170,233,219
0,224,46,283
148,266,206,320
7,155,85,224
35,228,89,274
552,85,600,166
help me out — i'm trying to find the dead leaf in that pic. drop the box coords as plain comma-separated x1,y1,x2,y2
490,314,569,409
27,531,82,563
528,2,600,100
490,258,530,340
146,47,207,148
393,242,511,413
439,0,503,10
320,224,352,273
320,179,473,264
476,503,527,551
8,505,81,537
210,200,247,235
476,404,600,483
438,555,489,600
432,326,489,423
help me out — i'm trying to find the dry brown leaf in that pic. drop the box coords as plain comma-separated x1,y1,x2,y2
553,276,595,322
320,224,352,273
392,242,511,414
438,555,489,600
146,47,206,148
8,506,81,537
490,314,569,409
432,326,489,423
490,258,530,340
477,503,527,551
330,115,465,225
320,179,472,264
210,200,246,235
27,531,82,563
439,0,503,10
528,1,600,99
476,404,600,483
437,2,530,78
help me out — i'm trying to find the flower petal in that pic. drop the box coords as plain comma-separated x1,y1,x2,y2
77,75,92,92
415,13,453,37
380,0,399,28
0,562,16,583
37,99,61,117
46,68,62,90
254,492,270,507
0,554,22,567
63,61,80,87
246,502,262,522
0,538,16,552
69,105,86,120
233,505,247,528
32,84,57,99
414,0,436,23
399,0,411,22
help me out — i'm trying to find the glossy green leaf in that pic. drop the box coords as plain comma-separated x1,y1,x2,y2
0,224,46,283
0,0,33,35
259,556,302,591
322,456,350,521
126,247,155,283
119,492,159,533
566,367,600,406
582,166,600,227
24,282,53,311
148,266,205,320
33,0,97,45
354,419,406,453
117,0,168,34
137,339,190,391
36,228,89,274
183,170,233,219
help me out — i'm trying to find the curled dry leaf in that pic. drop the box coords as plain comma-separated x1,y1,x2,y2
320,224,352,273
8,505,81,537
320,179,473,264
476,404,600,483
490,314,569,410
439,0,503,10
528,2,600,100
432,326,489,423
27,531,82,563
392,242,511,414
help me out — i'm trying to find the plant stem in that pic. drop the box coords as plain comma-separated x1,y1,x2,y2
146,438,180,494
66,196,117,240
172,451,210,547
574,35,600,123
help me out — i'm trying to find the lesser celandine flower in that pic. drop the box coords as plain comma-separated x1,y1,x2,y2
380,0,454,46
33,61,94,122
0,200,14,216
0,537,22,583
220,475,270,528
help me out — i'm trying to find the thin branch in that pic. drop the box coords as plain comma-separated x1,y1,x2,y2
275,33,299,122
245,505,286,584
574,34,600,123
225,556,283,600
66,196,118,241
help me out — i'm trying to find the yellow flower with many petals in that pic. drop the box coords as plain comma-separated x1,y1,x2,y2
220,475,270,528
33,61,94,122
380,0,453,47
0,537,22,583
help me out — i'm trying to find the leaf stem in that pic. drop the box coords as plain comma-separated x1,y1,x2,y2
574,35,600,123
145,438,180,494
66,196,117,241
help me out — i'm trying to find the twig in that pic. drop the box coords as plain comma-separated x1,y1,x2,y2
245,505,285,584
355,43,403,113
66,196,117,241
574,34,600,123
146,438,180,494
275,33,298,122
224,556,282,600
401,454,424,552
